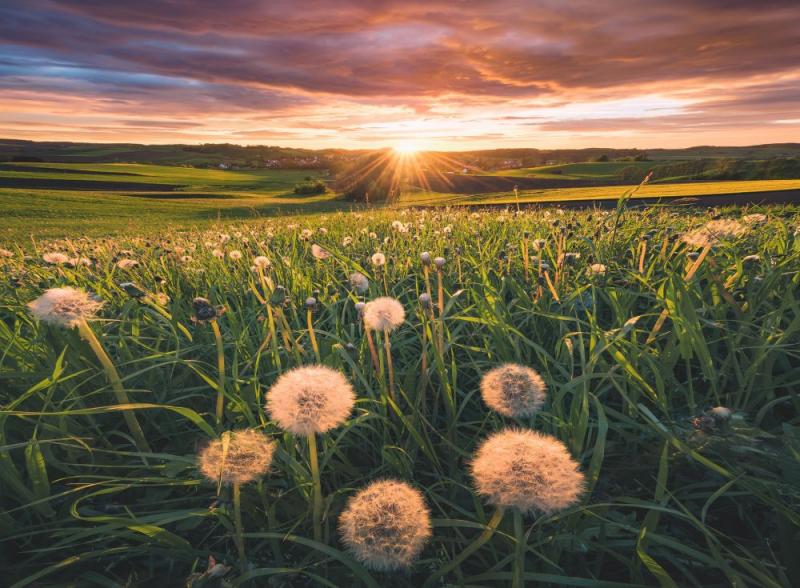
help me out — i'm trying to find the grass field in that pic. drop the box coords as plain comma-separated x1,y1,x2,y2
3,162,800,241
2,205,799,586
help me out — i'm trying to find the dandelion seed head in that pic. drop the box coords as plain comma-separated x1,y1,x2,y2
480,363,546,418
587,263,607,277
471,429,584,514
43,252,70,265
709,406,733,421
0,248,13,258
742,213,766,225
253,256,271,269
228,250,243,261
265,365,355,436
339,479,431,571
371,252,386,266
28,287,103,327
349,272,369,293
363,297,405,332
311,244,332,260
117,259,139,270
197,429,275,485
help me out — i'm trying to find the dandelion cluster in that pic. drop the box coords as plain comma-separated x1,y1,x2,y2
265,365,356,436
339,479,432,571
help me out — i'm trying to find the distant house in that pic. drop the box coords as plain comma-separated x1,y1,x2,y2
218,163,230,170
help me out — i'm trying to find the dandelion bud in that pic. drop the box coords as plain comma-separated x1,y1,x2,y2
419,292,432,309
265,365,356,437
339,480,432,571
434,256,445,269
480,363,546,418
119,282,146,298
471,429,584,514
193,297,223,322
363,297,405,332
197,429,275,486
355,301,366,314
28,287,103,327
420,251,432,265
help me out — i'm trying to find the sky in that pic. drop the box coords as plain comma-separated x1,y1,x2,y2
1,0,799,151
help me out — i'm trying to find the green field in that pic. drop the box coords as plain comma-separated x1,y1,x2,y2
3,162,800,241
2,205,799,586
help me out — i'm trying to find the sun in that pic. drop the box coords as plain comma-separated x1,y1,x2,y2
393,141,420,155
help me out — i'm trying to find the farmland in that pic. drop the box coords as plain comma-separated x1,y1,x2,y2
3,162,800,240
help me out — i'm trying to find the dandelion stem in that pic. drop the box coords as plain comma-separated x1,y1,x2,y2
307,308,321,362
76,319,151,454
513,509,525,588
365,327,380,375
233,481,247,566
423,507,504,588
384,328,396,403
308,434,324,543
211,319,226,429
266,304,282,372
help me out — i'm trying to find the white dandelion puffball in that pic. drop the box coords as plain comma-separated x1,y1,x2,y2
371,252,386,266
472,429,584,514
253,256,271,269
339,479,432,571
198,429,276,486
311,244,332,260
349,272,370,293
265,365,356,436
28,287,103,328
480,363,546,418
42,252,70,265
363,297,405,332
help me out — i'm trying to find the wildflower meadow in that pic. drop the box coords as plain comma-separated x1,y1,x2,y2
2,205,799,587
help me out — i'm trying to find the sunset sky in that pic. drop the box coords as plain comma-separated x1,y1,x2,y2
1,0,799,151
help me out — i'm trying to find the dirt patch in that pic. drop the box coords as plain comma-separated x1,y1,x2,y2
0,164,143,176
125,192,236,199
0,178,181,191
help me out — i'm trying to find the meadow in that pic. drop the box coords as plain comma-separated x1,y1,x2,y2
2,161,800,239
1,203,799,587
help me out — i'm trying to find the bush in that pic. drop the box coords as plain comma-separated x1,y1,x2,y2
293,180,327,195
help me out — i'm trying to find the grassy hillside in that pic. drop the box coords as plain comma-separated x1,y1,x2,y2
0,163,340,240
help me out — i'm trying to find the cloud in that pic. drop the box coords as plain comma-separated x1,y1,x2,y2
0,0,798,148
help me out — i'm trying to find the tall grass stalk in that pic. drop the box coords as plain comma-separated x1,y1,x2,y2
76,319,151,453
